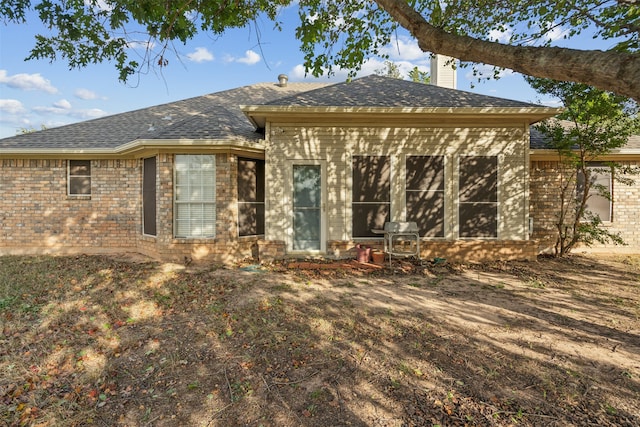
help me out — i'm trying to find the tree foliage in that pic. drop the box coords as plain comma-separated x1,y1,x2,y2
374,60,402,79
374,60,431,83
2,0,638,98
527,77,640,256
408,66,430,84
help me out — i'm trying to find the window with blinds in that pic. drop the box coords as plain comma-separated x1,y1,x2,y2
174,155,216,238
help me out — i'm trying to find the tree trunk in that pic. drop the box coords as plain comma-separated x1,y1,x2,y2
374,0,640,101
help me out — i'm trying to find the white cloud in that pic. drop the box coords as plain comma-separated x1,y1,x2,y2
0,99,31,135
290,56,429,83
85,0,113,11
489,27,513,43
33,105,68,115
0,99,27,115
380,36,428,62
32,99,106,120
524,23,570,45
186,47,214,63
290,35,432,83
0,70,58,94
126,40,155,51
72,108,107,119
545,26,570,43
235,50,261,65
74,88,99,100
53,99,72,110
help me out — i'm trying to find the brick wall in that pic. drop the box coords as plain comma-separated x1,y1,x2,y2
530,160,640,253
0,155,259,263
0,159,140,252
140,154,257,263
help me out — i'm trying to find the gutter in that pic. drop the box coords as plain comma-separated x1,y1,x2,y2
530,148,640,161
241,105,563,128
0,138,266,159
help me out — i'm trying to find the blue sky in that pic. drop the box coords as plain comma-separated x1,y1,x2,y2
0,5,609,139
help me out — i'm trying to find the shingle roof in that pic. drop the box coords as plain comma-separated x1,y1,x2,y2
264,75,540,108
3,75,634,153
0,82,327,151
530,121,640,150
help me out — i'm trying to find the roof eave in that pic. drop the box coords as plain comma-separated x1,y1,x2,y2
530,148,640,161
0,139,266,159
241,105,563,128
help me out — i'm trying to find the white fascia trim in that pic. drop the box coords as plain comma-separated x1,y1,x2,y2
0,139,266,158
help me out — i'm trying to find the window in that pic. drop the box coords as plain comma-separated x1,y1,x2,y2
459,156,498,238
406,156,445,237
578,164,612,222
143,157,157,236
352,155,390,237
68,160,91,195
237,158,265,236
174,155,216,238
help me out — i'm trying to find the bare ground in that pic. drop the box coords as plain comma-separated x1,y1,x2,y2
1,253,639,426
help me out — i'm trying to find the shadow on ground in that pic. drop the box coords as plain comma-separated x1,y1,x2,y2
1,254,638,426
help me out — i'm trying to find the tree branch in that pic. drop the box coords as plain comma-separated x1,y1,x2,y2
373,0,640,100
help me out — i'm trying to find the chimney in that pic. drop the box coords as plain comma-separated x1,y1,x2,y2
430,54,457,89
277,74,288,87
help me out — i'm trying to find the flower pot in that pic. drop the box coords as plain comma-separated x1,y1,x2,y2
355,244,371,263
371,251,385,265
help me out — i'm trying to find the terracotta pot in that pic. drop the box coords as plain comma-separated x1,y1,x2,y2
371,251,385,265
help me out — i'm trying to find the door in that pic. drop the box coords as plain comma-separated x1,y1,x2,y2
292,164,323,251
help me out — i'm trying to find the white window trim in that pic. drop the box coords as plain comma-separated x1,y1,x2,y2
68,159,91,197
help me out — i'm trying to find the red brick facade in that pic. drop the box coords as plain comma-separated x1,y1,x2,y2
1,159,139,253
1,157,637,262
530,159,640,253
0,156,260,263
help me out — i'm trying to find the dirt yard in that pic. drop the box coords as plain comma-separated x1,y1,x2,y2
1,253,639,426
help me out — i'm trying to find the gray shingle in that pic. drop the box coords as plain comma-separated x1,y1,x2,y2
531,121,640,150
0,82,327,150
265,75,540,108
3,75,634,153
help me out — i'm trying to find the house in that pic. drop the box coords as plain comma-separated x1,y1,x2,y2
2,66,634,263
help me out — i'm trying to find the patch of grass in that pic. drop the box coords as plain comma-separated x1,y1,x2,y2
231,380,253,401
0,296,17,310
604,403,618,415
